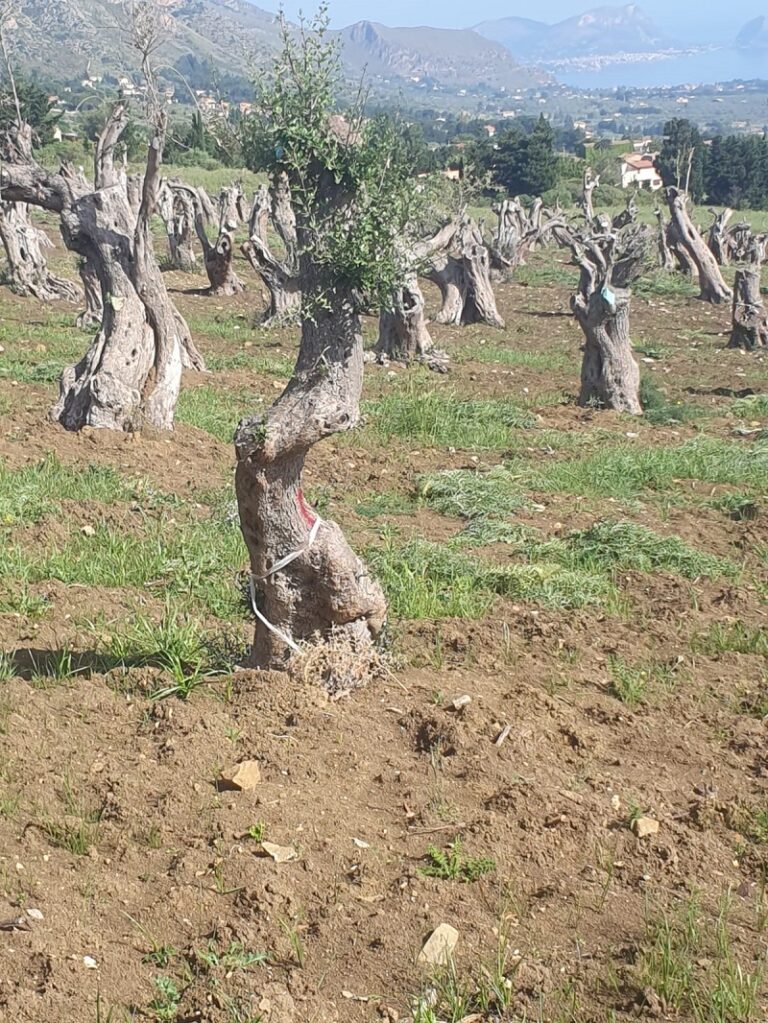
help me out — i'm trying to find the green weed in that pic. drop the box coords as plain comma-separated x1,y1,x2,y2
693,622,768,658
731,394,768,419
640,377,705,425
418,466,528,519
458,343,568,371
0,455,133,525
419,837,496,882
608,657,676,709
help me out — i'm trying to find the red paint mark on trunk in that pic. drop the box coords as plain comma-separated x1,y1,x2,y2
296,489,317,530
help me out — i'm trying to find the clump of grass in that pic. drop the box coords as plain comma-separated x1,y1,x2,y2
106,606,219,699
366,386,535,449
175,385,259,442
516,262,578,288
731,393,768,419
635,270,698,298
608,656,676,709
353,491,417,518
40,774,103,856
0,454,134,525
0,651,14,682
367,534,612,619
640,377,705,426
419,837,496,882
638,894,764,1021
418,466,528,519
554,520,735,580
693,622,768,658
709,492,760,521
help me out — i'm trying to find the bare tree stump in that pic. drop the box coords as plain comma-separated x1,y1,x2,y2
157,180,198,271
194,183,244,295
426,216,504,328
730,233,768,350
562,225,651,415
375,273,448,371
241,178,301,323
667,187,731,303
707,208,734,265
0,201,81,301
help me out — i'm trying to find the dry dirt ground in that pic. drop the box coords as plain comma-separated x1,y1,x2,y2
0,230,767,1023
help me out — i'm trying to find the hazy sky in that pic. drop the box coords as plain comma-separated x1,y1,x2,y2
257,1,761,42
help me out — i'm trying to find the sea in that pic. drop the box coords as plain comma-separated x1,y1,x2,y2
551,47,767,89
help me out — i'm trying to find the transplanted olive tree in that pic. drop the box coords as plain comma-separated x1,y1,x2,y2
730,230,768,350
0,6,204,430
235,12,416,668
561,221,653,415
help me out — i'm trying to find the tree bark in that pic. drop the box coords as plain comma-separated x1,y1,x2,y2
667,187,731,303
76,256,103,328
1,106,204,431
426,216,504,328
0,201,81,301
730,235,768,350
654,208,675,271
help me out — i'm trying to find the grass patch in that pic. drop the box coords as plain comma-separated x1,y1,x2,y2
635,270,699,299
457,343,568,371
0,315,86,383
418,466,528,519
514,438,768,501
366,386,535,450
353,491,417,518
0,497,247,620
640,377,706,426
731,394,768,420
693,622,768,658
367,534,612,619
0,455,135,525
175,385,259,442
515,261,579,288
551,520,735,580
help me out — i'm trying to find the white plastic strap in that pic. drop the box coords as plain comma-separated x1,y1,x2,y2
248,515,323,655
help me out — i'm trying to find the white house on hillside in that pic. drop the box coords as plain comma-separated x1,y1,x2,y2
620,152,663,191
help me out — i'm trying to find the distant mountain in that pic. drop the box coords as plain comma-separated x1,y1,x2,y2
5,0,549,102
5,0,283,91
337,20,552,92
735,16,768,50
474,4,676,61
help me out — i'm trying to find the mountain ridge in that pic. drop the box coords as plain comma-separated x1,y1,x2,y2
473,4,677,61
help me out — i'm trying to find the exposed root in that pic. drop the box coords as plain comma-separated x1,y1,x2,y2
288,627,389,697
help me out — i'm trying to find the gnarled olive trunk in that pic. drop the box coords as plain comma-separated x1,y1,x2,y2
235,285,386,668
375,274,447,371
241,180,301,323
574,284,641,414
1,106,204,431
157,181,197,271
195,183,244,296
0,201,81,302
667,187,731,303
76,256,103,328
426,217,504,328
707,208,733,266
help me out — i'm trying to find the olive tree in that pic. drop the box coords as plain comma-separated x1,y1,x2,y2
235,11,416,668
